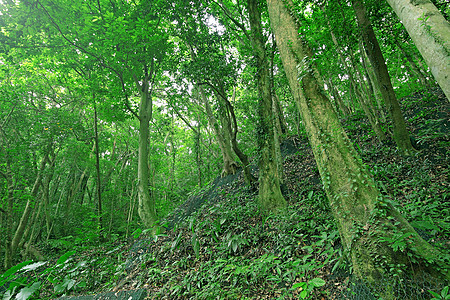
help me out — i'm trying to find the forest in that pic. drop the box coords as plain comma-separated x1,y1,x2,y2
0,0,449,299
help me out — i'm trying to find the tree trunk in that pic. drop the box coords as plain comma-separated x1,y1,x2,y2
348,46,387,142
3,159,15,269
247,0,286,212
8,148,49,268
267,0,449,294
93,95,103,232
273,92,289,134
352,0,415,155
229,102,256,187
197,84,237,177
360,43,387,123
327,78,350,117
137,78,158,228
386,0,450,100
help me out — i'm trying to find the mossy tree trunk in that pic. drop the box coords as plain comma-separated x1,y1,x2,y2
352,0,415,155
247,0,286,213
386,0,450,101
267,0,449,293
136,67,158,229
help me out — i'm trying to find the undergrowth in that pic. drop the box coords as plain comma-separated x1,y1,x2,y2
1,89,449,299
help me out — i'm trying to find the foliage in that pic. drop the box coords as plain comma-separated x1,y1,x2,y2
0,242,129,299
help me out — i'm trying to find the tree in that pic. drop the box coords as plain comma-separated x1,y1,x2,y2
266,0,449,295
386,0,450,101
247,0,286,212
352,0,415,155
32,0,172,228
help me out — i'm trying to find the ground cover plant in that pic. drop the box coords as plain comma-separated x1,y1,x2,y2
1,88,448,299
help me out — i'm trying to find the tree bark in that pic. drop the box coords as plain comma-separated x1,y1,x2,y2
247,0,286,212
386,0,450,100
197,84,237,177
352,0,415,155
226,89,256,186
348,46,387,142
136,72,158,228
267,0,449,293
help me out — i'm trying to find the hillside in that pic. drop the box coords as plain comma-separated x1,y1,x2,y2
1,88,449,299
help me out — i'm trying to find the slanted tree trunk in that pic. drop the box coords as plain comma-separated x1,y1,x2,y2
247,0,286,212
327,78,350,117
360,43,387,123
352,0,415,155
386,0,450,100
197,84,237,177
273,92,289,134
224,88,256,186
7,147,49,268
267,0,449,294
2,158,15,269
187,45,237,177
348,46,387,142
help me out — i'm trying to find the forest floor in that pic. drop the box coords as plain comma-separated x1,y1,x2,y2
2,88,449,299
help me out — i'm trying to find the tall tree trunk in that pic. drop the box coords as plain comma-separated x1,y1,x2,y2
136,74,158,228
93,95,103,232
352,0,415,155
386,0,450,100
270,45,285,183
267,0,449,294
247,0,286,212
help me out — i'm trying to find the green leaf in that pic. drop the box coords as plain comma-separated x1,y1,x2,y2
192,233,200,259
442,286,449,298
21,262,47,273
15,281,41,300
292,282,306,289
76,280,87,288
56,250,76,265
232,241,238,253
3,289,14,300
132,228,142,239
300,290,308,299
0,260,33,286
429,290,440,298
309,277,326,287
